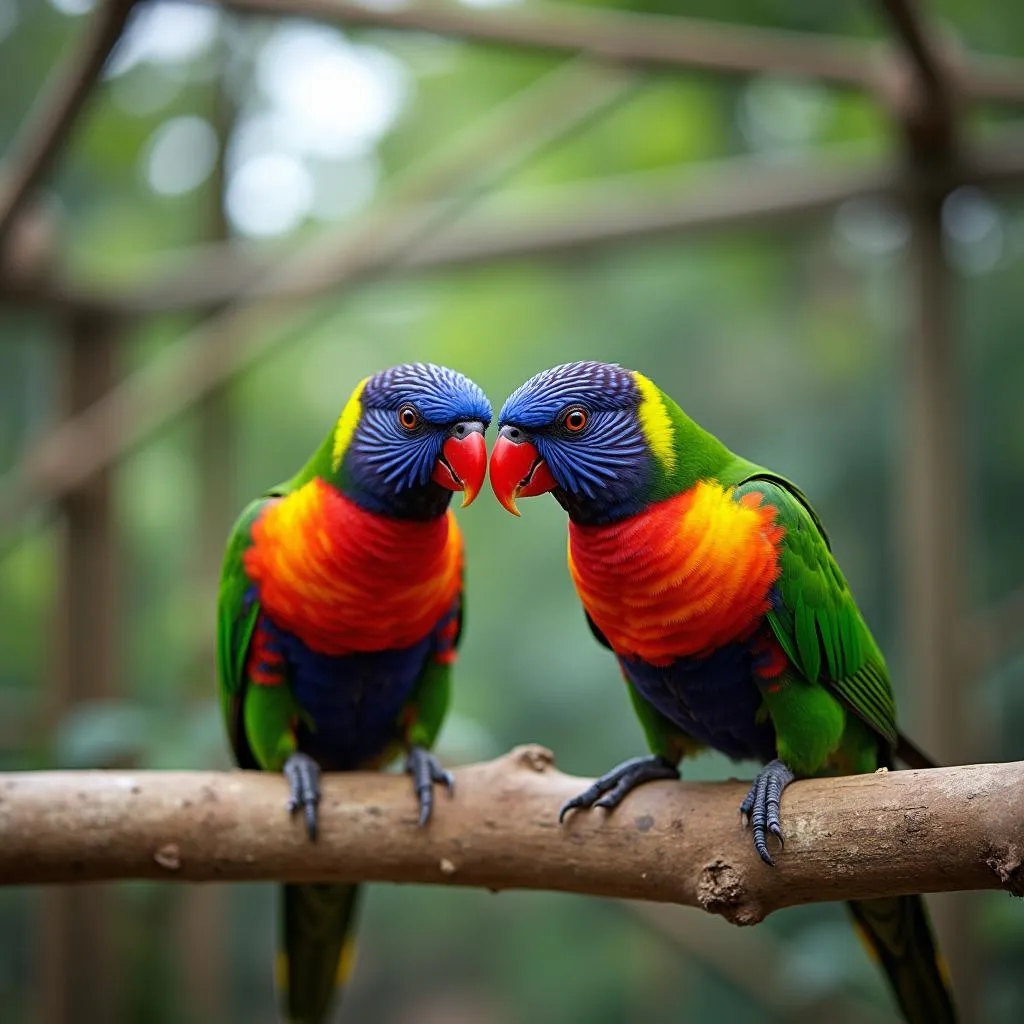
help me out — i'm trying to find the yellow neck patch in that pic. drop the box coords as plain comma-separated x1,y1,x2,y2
331,377,369,473
634,372,677,474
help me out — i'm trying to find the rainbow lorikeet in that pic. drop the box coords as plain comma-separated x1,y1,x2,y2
489,361,956,1024
217,363,491,1024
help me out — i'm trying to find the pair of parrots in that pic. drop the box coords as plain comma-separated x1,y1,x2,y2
217,361,956,1024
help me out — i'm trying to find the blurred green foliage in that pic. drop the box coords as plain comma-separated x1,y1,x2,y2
2,1,1024,1022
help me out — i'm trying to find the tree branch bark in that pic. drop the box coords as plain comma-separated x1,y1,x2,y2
1,747,1021,925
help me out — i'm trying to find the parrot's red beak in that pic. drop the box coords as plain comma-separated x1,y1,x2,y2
489,428,556,516
432,423,487,508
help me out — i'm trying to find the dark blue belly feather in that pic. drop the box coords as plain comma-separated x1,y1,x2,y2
621,641,778,763
266,617,433,771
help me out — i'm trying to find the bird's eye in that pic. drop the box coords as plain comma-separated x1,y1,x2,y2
398,405,420,430
563,407,588,433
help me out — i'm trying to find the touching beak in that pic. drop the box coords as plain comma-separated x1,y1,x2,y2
489,425,556,516
432,421,487,508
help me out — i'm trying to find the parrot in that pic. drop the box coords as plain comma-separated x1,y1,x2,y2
216,362,491,1024
488,360,956,1024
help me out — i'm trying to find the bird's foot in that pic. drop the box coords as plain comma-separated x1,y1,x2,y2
558,754,679,822
740,758,795,866
284,752,321,841
406,746,454,827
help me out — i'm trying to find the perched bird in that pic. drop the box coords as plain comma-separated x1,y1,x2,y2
489,360,956,1024
217,363,491,1023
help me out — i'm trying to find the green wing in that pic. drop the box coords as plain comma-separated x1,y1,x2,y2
401,592,462,752
216,496,278,768
733,475,898,747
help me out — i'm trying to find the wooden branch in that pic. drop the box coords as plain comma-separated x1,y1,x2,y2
7,131,1024,321
876,0,956,152
207,0,871,88
1,148,898,316
1,747,1021,923
878,0,948,101
0,0,137,255
195,0,1024,106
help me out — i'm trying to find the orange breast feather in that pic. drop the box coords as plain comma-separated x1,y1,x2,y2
245,479,462,656
568,482,784,666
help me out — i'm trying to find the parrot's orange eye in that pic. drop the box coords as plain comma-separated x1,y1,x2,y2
399,406,420,430
563,408,588,433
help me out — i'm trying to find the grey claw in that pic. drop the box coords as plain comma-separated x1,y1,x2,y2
559,755,679,823
284,752,321,842
406,746,452,827
740,759,794,867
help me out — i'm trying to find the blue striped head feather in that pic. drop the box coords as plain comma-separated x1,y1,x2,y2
496,361,654,524
337,363,492,519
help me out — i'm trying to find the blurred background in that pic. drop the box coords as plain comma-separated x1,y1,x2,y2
1,0,1023,1022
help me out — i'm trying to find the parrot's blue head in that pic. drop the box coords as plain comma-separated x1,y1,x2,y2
330,362,492,520
492,361,671,525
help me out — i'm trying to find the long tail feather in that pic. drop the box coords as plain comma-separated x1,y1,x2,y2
847,895,957,1024
279,883,362,1024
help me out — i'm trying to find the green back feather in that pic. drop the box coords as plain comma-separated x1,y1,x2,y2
215,399,346,762
217,498,272,765
635,379,748,503
732,474,898,746
216,482,294,766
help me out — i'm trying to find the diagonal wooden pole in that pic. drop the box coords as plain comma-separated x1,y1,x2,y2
0,0,137,255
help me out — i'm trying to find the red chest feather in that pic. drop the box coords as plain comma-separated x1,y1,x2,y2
244,479,462,656
568,481,784,666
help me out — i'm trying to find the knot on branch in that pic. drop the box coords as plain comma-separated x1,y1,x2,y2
154,843,181,872
508,744,555,773
696,859,764,926
985,843,1024,897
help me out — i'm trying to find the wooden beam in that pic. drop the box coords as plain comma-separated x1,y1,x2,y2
878,0,948,99
887,3,974,1004
192,0,1024,106
3,152,897,316
39,310,124,1024
876,0,956,154
7,132,1024,319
